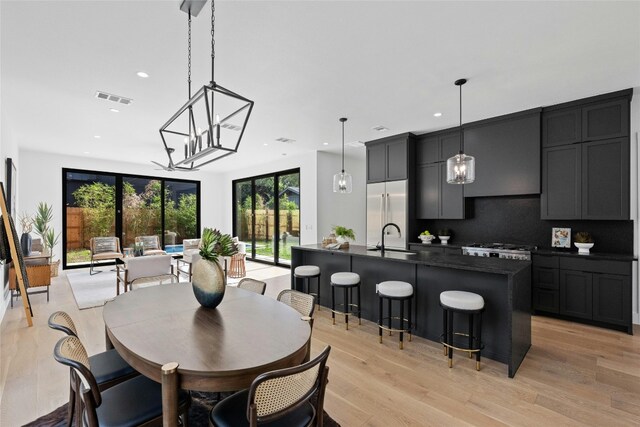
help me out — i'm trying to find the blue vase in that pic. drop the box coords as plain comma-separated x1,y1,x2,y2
191,259,226,308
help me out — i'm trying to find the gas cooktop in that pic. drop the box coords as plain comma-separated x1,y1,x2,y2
464,243,537,251
461,243,536,260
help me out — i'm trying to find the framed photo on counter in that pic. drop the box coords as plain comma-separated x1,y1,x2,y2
552,227,571,248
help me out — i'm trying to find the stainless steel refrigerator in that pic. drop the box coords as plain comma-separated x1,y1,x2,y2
366,180,407,249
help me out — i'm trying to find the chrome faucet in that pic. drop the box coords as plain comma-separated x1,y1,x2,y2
379,223,401,253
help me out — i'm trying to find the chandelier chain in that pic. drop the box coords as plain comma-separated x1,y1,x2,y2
211,0,215,83
187,12,192,98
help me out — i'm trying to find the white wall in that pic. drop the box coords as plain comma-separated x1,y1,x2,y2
316,150,366,244
630,87,639,325
17,149,222,268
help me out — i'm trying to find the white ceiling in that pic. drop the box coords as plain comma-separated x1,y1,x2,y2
2,0,639,173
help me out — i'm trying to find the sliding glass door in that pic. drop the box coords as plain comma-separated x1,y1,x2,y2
232,168,300,267
63,169,200,269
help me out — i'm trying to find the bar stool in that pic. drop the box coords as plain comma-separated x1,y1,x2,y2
330,272,361,330
377,281,413,349
440,290,485,370
294,265,321,307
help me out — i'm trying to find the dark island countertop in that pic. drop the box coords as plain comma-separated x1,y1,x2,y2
294,244,530,276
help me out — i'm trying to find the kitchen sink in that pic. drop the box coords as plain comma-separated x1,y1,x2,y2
367,247,417,255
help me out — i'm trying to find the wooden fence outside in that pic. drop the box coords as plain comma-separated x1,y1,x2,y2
238,209,299,241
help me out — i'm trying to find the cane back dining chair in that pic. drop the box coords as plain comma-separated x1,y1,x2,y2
53,335,191,427
237,278,267,295
89,237,123,275
209,345,331,427
277,289,316,329
48,311,138,426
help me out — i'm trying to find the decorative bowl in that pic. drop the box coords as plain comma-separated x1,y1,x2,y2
574,242,594,255
438,236,450,245
419,235,435,244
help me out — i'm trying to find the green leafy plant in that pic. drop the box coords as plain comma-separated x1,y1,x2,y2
33,202,53,242
420,230,432,236
199,228,238,262
44,229,61,258
332,225,356,240
437,228,452,237
574,231,593,243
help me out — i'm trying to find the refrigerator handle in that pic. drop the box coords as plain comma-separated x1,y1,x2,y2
386,193,390,233
380,193,384,231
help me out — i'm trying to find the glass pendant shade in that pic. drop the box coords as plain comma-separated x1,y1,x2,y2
446,152,475,184
333,171,353,193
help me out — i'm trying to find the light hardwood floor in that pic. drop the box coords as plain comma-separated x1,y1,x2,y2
1,264,639,426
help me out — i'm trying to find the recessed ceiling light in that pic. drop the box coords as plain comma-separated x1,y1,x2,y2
83,151,90,154
433,112,442,117
109,108,119,113
323,142,329,146
136,71,149,78
263,143,268,146
282,153,287,156
372,125,388,132
94,135,101,139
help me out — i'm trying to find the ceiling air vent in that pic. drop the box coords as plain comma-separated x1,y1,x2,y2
276,137,296,144
95,90,133,105
371,125,389,132
221,123,242,131
347,141,365,148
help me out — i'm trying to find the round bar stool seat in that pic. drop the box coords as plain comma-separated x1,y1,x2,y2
295,265,320,277
330,272,360,286
294,265,321,310
440,290,485,370
377,281,414,349
330,272,361,330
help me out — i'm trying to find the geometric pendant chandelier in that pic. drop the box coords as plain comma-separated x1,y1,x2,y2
155,0,254,171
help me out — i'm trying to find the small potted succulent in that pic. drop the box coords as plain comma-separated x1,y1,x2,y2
438,229,452,245
574,231,594,255
332,225,356,244
418,230,435,244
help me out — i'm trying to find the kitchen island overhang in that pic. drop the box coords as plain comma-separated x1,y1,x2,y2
291,244,531,378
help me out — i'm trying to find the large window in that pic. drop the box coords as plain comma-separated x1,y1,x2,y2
63,169,200,268
232,169,300,266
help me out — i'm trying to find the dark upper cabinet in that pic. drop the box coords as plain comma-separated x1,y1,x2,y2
582,138,629,220
416,132,460,164
366,134,413,183
541,145,581,219
415,163,464,219
417,136,439,164
592,273,631,326
464,111,541,197
439,163,464,219
560,270,593,320
542,108,581,147
582,99,629,141
367,143,387,183
416,163,439,219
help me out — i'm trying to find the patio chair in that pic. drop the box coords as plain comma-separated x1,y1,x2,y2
89,237,123,275
116,254,177,295
134,235,166,256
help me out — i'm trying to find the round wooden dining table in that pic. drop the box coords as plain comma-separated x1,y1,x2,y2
103,283,311,426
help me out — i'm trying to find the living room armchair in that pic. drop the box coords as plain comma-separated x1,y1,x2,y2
89,237,124,275
134,235,166,256
116,254,176,295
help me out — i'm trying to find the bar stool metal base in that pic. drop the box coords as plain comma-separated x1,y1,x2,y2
378,293,413,350
294,272,321,311
330,282,361,330
440,303,484,371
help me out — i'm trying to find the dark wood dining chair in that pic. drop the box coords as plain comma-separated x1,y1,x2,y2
53,335,191,427
209,345,331,427
48,311,138,426
237,278,267,295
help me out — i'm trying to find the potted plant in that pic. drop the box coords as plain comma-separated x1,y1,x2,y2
418,230,435,244
33,202,53,254
437,229,452,245
18,212,33,256
332,226,355,244
45,228,61,277
191,228,237,308
574,231,594,255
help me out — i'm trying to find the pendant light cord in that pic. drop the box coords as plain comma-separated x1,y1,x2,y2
341,120,345,173
459,81,463,153
187,12,192,98
211,0,215,84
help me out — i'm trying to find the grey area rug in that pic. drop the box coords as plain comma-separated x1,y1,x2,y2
23,391,341,426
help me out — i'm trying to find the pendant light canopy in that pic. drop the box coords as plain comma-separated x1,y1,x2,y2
446,78,475,184
333,118,353,193
155,0,254,171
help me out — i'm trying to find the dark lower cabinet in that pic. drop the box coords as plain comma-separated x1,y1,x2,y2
559,270,593,320
592,273,631,326
533,254,632,333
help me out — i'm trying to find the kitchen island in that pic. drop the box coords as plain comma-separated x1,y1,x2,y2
291,244,531,377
